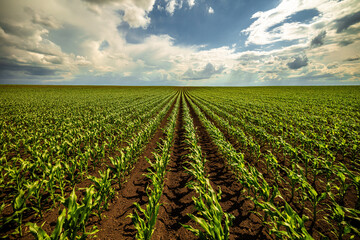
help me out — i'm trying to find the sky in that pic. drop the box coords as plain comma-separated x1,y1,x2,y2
0,0,359,86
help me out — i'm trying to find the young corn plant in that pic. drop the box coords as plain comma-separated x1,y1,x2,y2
311,156,325,186
182,99,234,240
128,185,162,240
2,185,36,237
62,187,98,239
109,152,127,189
27,209,66,240
281,202,312,240
183,181,234,240
336,163,360,210
44,163,58,206
145,151,170,187
299,149,311,178
90,143,106,169
88,168,114,220
302,180,327,223
265,152,283,186
27,187,98,240
333,171,351,205
64,157,78,187
286,164,303,202
326,202,360,239
252,199,284,238
5,164,25,193
255,199,312,240
53,163,67,202
26,180,47,218
128,101,178,240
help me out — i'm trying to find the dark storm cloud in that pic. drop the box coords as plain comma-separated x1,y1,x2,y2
310,30,326,48
287,55,308,70
345,57,360,62
338,39,354,46
0,21,35,38
0,60,58,76
335,11,360,33
183,63,225,80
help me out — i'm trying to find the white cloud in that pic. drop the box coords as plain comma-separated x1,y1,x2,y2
159,0,195,15
166,0,177,15
82,0,156,28
242,0,360,46
0,0,359,85
208,6,214,14
188,0,195,8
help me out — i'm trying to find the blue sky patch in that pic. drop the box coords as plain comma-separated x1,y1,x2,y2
122,0,279,49
267,8,321,32
1,0,359,86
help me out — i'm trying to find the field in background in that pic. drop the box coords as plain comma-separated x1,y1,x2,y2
1,86,359,239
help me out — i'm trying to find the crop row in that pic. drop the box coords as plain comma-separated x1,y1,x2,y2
190,88,360,167
182,94,233,239
186,89,360,240
129,93,179,239
1,86,359,240
185,93,316,239
0,87,178,238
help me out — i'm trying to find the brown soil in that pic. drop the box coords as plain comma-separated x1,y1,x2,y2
152,94,197,240
0,96,174,238
187,94,360,240
9,94,178,240
3,89,359,240
94,95,178,239
184,95,272,240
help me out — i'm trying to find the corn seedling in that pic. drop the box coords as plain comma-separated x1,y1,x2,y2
109,152,127,189
27,187,98,240
128,185,162,240
326,202,360,239
88,169,114,220
183,181,234,240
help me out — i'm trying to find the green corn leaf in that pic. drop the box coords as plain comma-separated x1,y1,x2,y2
27,222,51,240
50,209,66,240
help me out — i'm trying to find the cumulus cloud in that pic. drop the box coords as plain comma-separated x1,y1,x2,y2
0,0,359,85
82,0,156,28
208,7,214,14
310,30,326,48
237,0,360,84
0,0,119,81
157,0,198,16
166,0,177,15
242,0,360,46
287,55,308,69
242,0,322,45
183,63,224,80
187,0,195,8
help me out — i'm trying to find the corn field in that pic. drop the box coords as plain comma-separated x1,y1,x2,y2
1,85,359,240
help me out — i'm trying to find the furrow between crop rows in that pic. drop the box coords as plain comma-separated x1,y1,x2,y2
184,94,271,239
1,86,359,240
92,93,179,239
152,91,196,240
187,90,360,239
